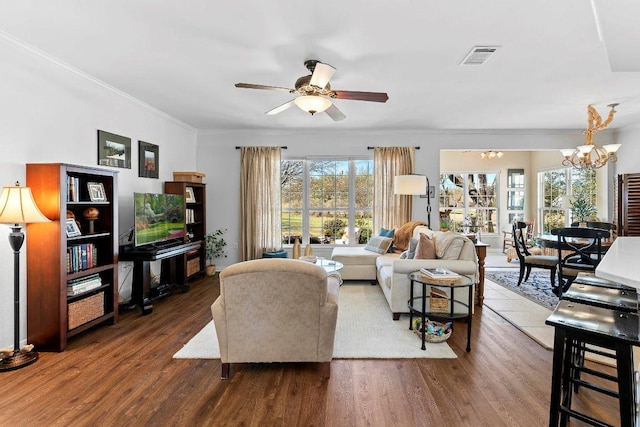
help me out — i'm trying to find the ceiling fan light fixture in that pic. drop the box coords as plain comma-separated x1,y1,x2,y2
294,95,332,115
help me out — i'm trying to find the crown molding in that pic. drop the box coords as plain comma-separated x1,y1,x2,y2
198,127,583,137
0,29,195,133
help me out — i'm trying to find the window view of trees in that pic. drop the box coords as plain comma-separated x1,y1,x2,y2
439,173,498,234
281,159,373,245
540,167,596,232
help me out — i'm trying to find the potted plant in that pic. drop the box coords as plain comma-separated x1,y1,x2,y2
205,228,227,276
570,193,597,226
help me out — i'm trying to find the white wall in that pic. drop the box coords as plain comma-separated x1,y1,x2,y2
196,130,589,263
615,125,640,174
0,35,198,349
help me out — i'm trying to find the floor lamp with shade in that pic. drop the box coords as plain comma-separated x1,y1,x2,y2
0,182,50,372
394,174,431,229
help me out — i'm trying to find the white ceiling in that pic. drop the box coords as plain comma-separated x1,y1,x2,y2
1,0,640,132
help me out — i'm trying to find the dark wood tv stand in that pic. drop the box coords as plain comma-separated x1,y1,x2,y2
120,241,202,315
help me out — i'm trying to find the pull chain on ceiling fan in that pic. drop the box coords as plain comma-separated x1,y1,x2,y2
235,59,389,121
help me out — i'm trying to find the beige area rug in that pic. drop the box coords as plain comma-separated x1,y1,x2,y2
173,283,457,359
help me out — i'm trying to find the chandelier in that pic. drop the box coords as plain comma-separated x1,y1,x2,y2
480,150,503,159
560,104,621,170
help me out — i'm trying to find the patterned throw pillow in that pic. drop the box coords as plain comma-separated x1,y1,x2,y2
364,236,394,254
379,227,395,252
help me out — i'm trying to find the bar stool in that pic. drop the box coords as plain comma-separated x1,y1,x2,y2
546,300,639,427
561,279,638,397
563,277,638,312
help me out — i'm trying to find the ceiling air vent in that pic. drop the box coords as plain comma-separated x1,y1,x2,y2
460,46,499,66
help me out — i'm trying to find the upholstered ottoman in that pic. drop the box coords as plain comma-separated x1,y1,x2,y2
330,247,380,281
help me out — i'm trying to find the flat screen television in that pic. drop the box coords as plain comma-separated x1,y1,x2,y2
133,192,186,248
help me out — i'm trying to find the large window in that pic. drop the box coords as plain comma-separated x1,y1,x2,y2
439,172,498,234
539,167,596,232
281,158,374,245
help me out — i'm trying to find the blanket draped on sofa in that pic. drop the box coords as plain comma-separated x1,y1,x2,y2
393,220,427,252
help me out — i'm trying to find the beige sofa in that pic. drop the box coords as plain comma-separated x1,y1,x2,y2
211,258,340,379
332,226,478,320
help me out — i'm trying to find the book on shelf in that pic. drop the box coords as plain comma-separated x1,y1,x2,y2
67,176,80,202
66,243,98,273
186,208,195,224
67,273,103,295
420,267,460,279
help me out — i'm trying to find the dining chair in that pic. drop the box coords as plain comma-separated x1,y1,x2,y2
503,219,535,252
550,227,610,297
512,221,557,287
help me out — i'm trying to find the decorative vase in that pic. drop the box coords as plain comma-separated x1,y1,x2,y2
83,207,99,220
292,238,301,259
83,207,99,234
206,265,217,276
304,244,313,256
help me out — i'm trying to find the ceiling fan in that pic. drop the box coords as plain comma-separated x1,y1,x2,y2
235,59,389,121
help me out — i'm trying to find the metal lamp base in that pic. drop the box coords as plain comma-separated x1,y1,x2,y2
0,349,39,372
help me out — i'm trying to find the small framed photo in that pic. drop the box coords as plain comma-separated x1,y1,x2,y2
185,186,196,203
138,140,159,179
65,218,82,237
98,130,131,169
87,182,107,202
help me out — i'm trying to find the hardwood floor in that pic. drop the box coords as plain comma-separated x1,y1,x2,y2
1,275,621,426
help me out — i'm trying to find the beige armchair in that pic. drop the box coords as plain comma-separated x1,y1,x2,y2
211,258,340,379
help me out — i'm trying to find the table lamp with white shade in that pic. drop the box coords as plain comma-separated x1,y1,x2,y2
0,182,50,371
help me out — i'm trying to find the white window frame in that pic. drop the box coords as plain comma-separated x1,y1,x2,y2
281,157,373,246
537,167,597,233
439,171,500,235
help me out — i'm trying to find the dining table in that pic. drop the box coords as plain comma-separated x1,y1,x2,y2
535,233,614,252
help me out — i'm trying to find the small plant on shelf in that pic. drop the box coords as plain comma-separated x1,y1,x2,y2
205,229,227,275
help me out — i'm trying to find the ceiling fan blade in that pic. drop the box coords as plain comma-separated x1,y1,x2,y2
235,83,293,92
333,90,389,103
265,100,295,115
325,104,346,121
309,62,336,89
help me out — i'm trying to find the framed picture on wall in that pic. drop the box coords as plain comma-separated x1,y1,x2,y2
98,130,131,169
138,141,159,178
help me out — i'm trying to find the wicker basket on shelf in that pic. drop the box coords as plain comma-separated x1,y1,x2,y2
430,288,449,312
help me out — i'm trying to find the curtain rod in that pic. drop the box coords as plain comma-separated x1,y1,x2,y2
235,146,288,149
367,146,420,150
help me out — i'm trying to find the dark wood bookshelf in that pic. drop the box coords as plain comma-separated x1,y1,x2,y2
26,163,118,352
164,181,206,281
